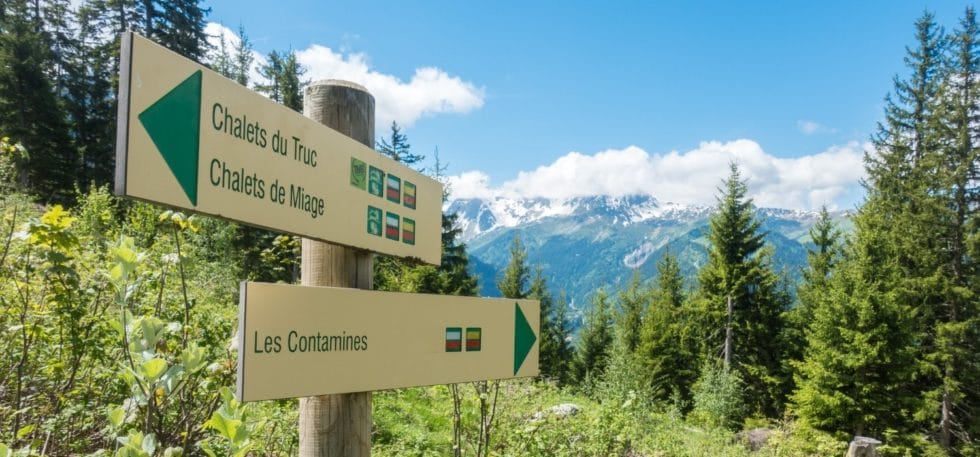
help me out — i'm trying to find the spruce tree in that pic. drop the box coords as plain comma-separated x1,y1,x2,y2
154,0,209,62
785,207,841,382
790,200,919,437
573,289,613,385
497,235,530,299
232,24,252,86
378,121,424,166
615,270,648,353
530,267,568,383
0,1,75,202
688,163,789,417
922,7,980,449
638,253,695,404
552,291,574,386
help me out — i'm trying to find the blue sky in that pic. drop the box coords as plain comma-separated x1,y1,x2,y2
203,0,970,210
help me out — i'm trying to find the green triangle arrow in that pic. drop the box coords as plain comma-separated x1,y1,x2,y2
138,70,202,206
514,303,536,375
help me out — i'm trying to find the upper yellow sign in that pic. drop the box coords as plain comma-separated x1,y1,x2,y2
114,32,442,265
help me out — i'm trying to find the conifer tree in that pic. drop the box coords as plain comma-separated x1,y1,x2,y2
638,253,695,404
688,163,789,416
922,7,980,449
615,270,648,353
378,121,424,166
0,1,75,202
154,0,209,62
497,235,530,299
530,267,563,382
232,24,252,86
551,291,574,386
784,207,841,381
791,200,919,437
573,289,613,385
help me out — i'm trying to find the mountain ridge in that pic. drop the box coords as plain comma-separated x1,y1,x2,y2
446,194,851,314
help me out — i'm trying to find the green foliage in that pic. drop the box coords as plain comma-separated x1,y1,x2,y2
790,201,919,437
638,252,696,405
496,235,530,299
689,362,747,431
0,2,75,203
613,270,647,353
0,188,295,454
573,289,613,386
688,164,791,417
378,121,424,166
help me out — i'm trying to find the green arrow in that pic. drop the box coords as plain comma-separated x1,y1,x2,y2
138,70,202,206
514,303,536,375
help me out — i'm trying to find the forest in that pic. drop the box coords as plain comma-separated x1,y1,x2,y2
0,1,977,456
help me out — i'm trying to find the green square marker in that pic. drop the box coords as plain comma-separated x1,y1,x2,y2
368,166,384,197
367,206,382,237
385,211,400,241
350,158,367,190
445,327,462,352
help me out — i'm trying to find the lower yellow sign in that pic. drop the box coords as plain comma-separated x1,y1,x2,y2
237,282,540,402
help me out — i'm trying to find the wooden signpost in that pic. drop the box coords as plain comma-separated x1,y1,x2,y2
114,32,540,456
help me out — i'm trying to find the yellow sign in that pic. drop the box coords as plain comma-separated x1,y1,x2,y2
237,282,540,402
114,32,442,265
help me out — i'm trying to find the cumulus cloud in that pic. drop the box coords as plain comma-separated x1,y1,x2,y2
296,45,485,128
448,140,869,211
204,23,485,128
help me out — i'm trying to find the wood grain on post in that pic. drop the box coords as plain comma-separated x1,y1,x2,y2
299,80,375,457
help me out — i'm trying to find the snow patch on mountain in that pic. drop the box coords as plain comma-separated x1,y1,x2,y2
446,194,718,242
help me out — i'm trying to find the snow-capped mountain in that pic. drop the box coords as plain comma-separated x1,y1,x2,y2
445,194,849,313
448,195,715,242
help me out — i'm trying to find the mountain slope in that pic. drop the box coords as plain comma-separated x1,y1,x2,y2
447,195,850,311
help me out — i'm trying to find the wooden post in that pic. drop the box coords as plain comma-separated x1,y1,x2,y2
299,80,375,457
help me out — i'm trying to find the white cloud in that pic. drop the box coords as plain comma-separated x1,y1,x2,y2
797,119,838,135
448,140,869,211
205,23,485,129
296,45,485,128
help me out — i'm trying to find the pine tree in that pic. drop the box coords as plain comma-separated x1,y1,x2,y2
573,289,613,385
378,121,424,166
688,163,790,417
497,235,530,299
615,270,647,353
638,253,695,404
